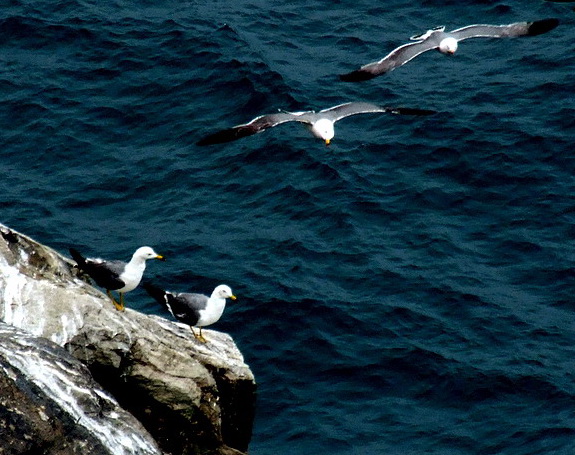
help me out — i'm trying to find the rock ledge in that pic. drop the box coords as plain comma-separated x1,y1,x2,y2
0,223,256,455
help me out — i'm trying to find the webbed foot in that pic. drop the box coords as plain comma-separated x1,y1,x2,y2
191,327,207,343
107,290,125,311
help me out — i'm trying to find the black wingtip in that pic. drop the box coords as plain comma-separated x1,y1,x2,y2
196,130,231,146
69,247,86,266
527,18,559,36
390,107,437,116
196,139,211,146
339,70,377,82
196,127,250,146
143,282,167,302
196,136,218,146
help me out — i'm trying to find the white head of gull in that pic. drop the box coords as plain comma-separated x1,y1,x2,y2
438,36,458,54
310,118,336,145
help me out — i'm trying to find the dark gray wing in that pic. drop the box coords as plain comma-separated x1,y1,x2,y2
450,18,559,40
144,283,206,326
196,111,312,145
167,293,210,326
319,102,388,121
70,248,126,290
89,260,126,290
339,40,439,82
320,102,436,122
99,260,127,276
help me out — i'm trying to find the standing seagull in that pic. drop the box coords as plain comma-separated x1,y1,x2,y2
196,102,435,146
340,18,559,81
70,246,165,311
144,283,236,343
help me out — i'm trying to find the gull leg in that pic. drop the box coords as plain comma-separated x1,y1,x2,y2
117,292,125,312
191,326,207,343
107,290,119,309
107,290,124,311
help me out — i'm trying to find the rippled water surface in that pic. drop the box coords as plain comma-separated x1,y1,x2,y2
2,0,575,454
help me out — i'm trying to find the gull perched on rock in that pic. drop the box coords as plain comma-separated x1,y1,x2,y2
340,18,559,81
196,102,435,146
70,246,165,311
144,283,236,343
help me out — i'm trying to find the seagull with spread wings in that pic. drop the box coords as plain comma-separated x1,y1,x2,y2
340,18,559,82
196,102,435,146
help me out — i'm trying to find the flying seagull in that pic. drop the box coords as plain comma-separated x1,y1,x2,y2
196,102,435,146
340,18,559,82
70,246,165,311
144,283,236,343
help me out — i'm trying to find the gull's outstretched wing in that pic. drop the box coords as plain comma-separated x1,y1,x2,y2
339,39,439,82
196,111,312,145
450,18,559,41
321,102,436,122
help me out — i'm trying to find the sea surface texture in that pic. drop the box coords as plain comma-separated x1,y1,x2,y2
1,0,575,454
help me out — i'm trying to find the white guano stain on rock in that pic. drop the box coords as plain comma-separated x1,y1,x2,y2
0,325,161,455
0,223,256,455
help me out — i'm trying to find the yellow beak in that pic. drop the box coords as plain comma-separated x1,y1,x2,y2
230,295,237,300
325,139,331,146
156,255,165,261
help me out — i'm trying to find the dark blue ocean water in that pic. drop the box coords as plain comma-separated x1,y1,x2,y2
2,0,575,453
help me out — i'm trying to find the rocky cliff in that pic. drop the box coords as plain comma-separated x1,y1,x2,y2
0,223,256,455
0,322,162,455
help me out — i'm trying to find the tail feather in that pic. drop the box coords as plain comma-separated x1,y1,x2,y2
69,248,87,268
144,283,182,321
143,282,169,306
